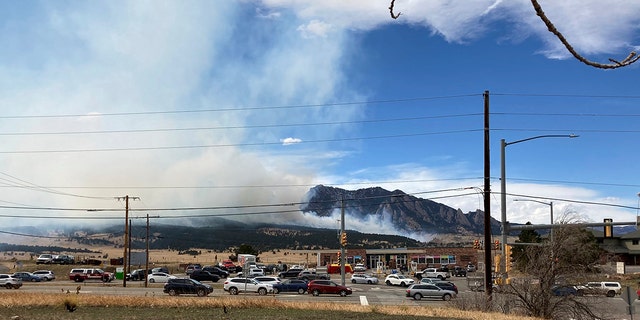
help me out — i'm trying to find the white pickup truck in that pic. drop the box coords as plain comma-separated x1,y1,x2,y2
414,267,450,280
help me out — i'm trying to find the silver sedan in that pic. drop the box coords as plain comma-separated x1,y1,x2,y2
147,272,176,283
350,273,379,284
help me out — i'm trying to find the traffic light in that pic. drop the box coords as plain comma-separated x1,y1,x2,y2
604,218,613,238
494,239,500,250
340,232,347,246
504,245,512,272
473,239,480,249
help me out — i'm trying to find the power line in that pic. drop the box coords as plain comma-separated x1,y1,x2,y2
0,129,483,154
0,94,482,120
0,113,482,136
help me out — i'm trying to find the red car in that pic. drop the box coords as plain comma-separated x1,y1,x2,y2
307,280,352,297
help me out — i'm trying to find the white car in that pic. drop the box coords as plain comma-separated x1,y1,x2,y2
354,264,366,272
223,277,274,295
0,274,22,289
36,254,54,264
350,273,378,284
147,272,176,283
248,268,265,277
253,276,281,285
33,270,56,281
384,274,414,287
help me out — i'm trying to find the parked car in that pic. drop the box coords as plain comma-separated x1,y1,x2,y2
51,254,75,265
220,260,237,272
253,276,281,285
163,278,212,296
434,281,458,294
248,268,265,277
147,272,176,283
384,274,415,287
272,279,308,294
202,266,229,278
189,270,220,282
223,277,273,295
307,280,352,296
350,273,378,284
0,274,22,289
128,269,148,281
419,278,441,284
297,270,330,281
354,263,367,272
185,264,202,275
33,270,55,281
453,266,467,277
278,268,303,278
466,264,476,272
151,267,169,274
576,281,622,297
552,285,578,296
12,272,41,282
416,267,449,280
69,268,114,282
36,254,54,264
406,283,456,301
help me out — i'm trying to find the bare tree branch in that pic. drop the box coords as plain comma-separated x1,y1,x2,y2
531,0,639,69
388,0,639,69
389,0,401,19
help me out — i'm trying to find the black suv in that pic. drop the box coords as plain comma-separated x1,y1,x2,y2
202,266,229,278
163,278,213,297
189,270,221,282
128,269,148,281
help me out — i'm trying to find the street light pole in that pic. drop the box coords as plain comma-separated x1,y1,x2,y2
500,134,577,277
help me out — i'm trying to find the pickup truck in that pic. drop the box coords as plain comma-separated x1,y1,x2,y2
69,268,114,282
297,270,330,281
414,267,449,280
576,281,621,297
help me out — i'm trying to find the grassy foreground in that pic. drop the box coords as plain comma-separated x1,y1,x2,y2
0,292,540,320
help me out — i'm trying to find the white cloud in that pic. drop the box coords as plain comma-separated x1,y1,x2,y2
281,137,303,145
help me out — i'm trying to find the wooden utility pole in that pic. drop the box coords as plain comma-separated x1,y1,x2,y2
483,90,493,298
116,195,139,288
145,214,149,288
340,197,346,286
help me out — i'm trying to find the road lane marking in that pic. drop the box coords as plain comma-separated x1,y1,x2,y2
360,295,369,306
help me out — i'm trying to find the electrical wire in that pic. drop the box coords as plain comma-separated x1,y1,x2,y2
0,113,483,136
0,129,483,154
0,94,482,120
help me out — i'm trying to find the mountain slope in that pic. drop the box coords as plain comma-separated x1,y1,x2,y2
301,185,501,235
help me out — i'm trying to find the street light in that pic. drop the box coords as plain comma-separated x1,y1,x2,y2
513,199,553,243
500,134,578,276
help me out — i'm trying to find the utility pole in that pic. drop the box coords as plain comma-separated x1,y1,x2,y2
116,195,139,288
483,90,493,298
145,214,149,288
340,197,346,286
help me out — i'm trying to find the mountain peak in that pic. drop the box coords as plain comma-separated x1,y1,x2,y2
302,185,500,235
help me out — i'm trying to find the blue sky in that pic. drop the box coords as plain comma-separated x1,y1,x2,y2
0,1,639,241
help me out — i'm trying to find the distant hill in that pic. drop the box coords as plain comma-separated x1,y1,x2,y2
301,185,501,235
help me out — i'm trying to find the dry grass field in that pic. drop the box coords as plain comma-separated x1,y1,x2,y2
0,292,541,320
